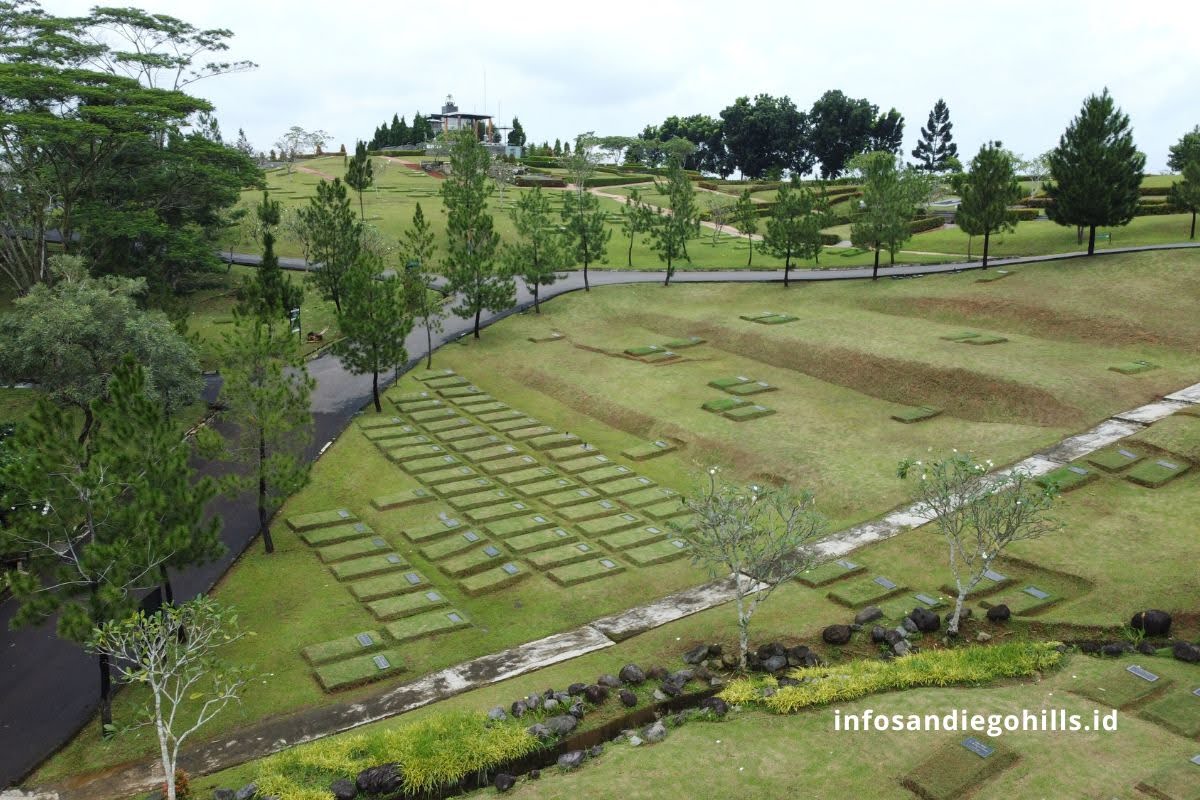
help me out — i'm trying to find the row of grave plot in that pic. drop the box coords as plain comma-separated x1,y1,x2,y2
1070,662,1200,740
621,335,705,364
701,375,778,421
1035,445,1192,492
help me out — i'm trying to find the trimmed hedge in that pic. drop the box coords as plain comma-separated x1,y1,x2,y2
1018,196,1054,209
1009,207,1040,221
584,174,655,188
820,233,842,246
1135,202,1181,216
909,216,945,234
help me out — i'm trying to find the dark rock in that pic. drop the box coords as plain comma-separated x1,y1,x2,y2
554,691,570,704
567,682,587,696
583,684,610,704
694,665,713,681
744,652,760,670
529,769,541,780
822,624,852,645
642,720,668,743
1131,610,1172,637
510,699,527,718
329,778,356,800
557,750,585,770
786,645,811,666
619,663,646,684
901,617,920,634
569,700,585,719
1080,641,1102,655
658,681,682,697
619,689,638,707
850,623,863,632
588,744,603,758
908,607,940,634
1172,640,1200,663
871,625,888,644
356,763,402,795
542,698,559,712
762,654,788,673
1100,643,1129,657
699,697,729,717
526,723,551,740
756,642,786,660
545,714,579,736
647,665,669,680
597,673,622,689
883,629,904,646
708,643,723,657
892,640,911,657
487,706,507,722
235,785,258,800
986,604,1011,623
543,687,556,699
855,606,883,624
670,669,694,684
778,676,801,687
803,651,824,667
683,644,710,664
494,773,517,793
720,653,740,670
1136,641,1157,656
213,791,235,800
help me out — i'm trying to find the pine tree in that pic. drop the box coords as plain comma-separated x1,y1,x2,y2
1045,89,1146,255
954,141,1022,268
1167,125,1200,172
388,113,402,147
620,188,654,268
336,253,412,412
505,187,569,313
732,189,760,266
344,140,374,220
648,155,699,286
1169,158,1200,240
911,98,958,171
412,113,429,144
507,116,526,146
553,138,562,156
238,191,302,326
400,203,442,368
764,180,827,286
561,187,611,291
301,178,361,314
441,130,511,338
396,116,410,147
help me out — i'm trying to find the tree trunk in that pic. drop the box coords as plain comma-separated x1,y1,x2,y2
982,231,990,269
425,321,433,369
736,594,749,670
627,235,634,267
872,243,880,280
784,256,790,288
583,259,590,292
358,192,365,221
98,652,113,736
533,283,540,314
258,429,274,554
372,369,381,412
747,235,753,267
1076,225,1084,245
949,592,966,636
1191,211,1196,240
159,563,174,607
473,305,481,339
78,405,95,445
1087,225,1096,256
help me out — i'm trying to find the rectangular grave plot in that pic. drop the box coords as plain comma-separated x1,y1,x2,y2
516,477,579,498
1135,763,1200,800
1070,670,1172,710
622,440,678,461
314,646,406,692
548,557,627,587
410,407,459,425
439,385,485,399
1108,360,1159,375
389,390,435,406
385,609,471,644
626,538,691,567
421,416,473,433
547,444,606,463
891,405,943,424
978,588,1059,617
738,312,776,321
492,416,541,432
577,464,636,485
386,443,450,464
664,336,705,349
349,571,429,602
448,488,515,511
497,466,559,487
300,518,375,546
1138,691,1200,738
403,454,464,475
529,432,582,451
724,404,776,422
477,409,525,424
1035,463,1100,493
485,514,558,539
559,499,624,522
425,375,470,389
451,393,496,407
448,434,505,453
508,527,580,555
467,401,509,416
598,525,670,551
559,454,614,474
624,344,667,357
579,513,644,537
598,476,658,497
370,487,436,511
826,576,908,608
528,540,599,569
1125,458,1191,488
754,314,799,325
938,331,981,342
724,380,777,396
412,368,456,381
899,737,1016,800
506,425,556,441
467,501,535,524
363,427,425,443
358,415,413,430
302,631,385,666
395,398,445,414
420,529,485,561
287,508,357,532
440,545,507,578
437,477,495,498
377,436,435,456
420,465,480,486
459,563,529,596
528,331,565,343
642,498,688,521
330,554,408,582
434,425,490,443
701,396,751,414
797,559,867,587
481,455,542,475
465,444,523,464
317,536,390,564
961,334,1008,346
1085,445,1144,473
622,487,682,508
403,519,465,544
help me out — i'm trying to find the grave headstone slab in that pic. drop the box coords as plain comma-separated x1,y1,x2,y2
533,515,548,523
600,559,616,568
1191,754,1200,767
1023,586,1050,600
576,543,591,552
621,513,637,521
371,537,387,548
356,633,374,647
617,466,630,473
671,540,687,549
337,509,352,519
1067,466,1089,475
647,526,661,534
373,655,391,670
983,569,1006,582
554,528,569,537
1157,459,1180,469
1118,448,1137,459
447,612,463,623
1126,664,1159,682
424,591,442,602
578,489,592,496
385,554,402,564
464,531,481,542
835,559,859,570
501,562,520,575
483,545,501,557
638,477,653,484
354,522,368,533
960,737,995,758
600,500,615,508
1192,687,1200,697
873,576,898,590
915,593,940,606
404,572,421,585
513,502,527,510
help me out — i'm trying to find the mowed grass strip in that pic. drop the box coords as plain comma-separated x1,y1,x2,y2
827,576,908,608
458,562,529,596
412,368,456,381
724,380,777,396
287,508,356,532
299,521,373,547
365,588,449,621
419,529,485,560
370,487,436,511
395,398,445,414
426,375,470,389
891,405,943,424
384,609,471,643
576,463,637,485
507,527,578,554
477,409,525,423
348,570,430,602
410,407,459,424
329,553,408,581
547,556,626,586
301,631,384,666
514,476,578,498
701,396,750,413
1137,690,1200,737
724,404,776,421
362,427,424,443
1069,667,1172,709
529,432,582,451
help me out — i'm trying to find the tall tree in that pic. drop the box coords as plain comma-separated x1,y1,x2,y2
808,90,878,178
1166,125,1200,172
441,130,511,338
202,319,313,554
620,187,654,268
869,108,906,155
1045,89,1145,255
643,114,730,176
344,140,375,220
561,134,612,291
764,180,827,286
238,191,302,325
507,116,526,146
732,189,760,266
399,203,443,369
275,126,329,176
911,98,959,171
1169,158,1200,240
336,254,412,412
504,187,569,314
719,94,811,179
850,152,930,278
301,178,361,314
649,155,700,286
955,141,1023,268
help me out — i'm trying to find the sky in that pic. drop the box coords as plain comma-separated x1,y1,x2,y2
46,0,1200,172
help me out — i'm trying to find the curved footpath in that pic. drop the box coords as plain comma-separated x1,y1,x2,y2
4,243,1200,795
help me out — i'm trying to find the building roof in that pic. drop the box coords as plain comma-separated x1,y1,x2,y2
430,112,493,120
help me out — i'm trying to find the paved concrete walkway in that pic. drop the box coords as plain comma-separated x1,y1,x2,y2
38,379,1200,800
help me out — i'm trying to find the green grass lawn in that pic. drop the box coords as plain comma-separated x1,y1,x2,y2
910,213,1198,258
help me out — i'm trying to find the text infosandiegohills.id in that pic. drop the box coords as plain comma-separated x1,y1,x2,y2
834,708,1119,736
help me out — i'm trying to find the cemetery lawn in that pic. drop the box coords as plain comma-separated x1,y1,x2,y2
909,213,1199,258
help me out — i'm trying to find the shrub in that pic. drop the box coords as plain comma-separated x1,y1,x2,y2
1018,196,1055,209
1009,207,1040,221
1134,202,1180,216
584,174,654,188
820,232,842,246
1139,186,1171,197
908,216,945,234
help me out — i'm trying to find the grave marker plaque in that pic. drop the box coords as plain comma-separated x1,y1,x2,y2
356,633,374,647
647,526,661,534
873,576,898,590
1118,448,1137,459
1191,754,1200,767
1192,687,1200,697
915,593,940,606
1156,459,1180,469
371,537,387,548
1126,664,1159,682
501,562,520,575
600,500,615,509
638,477,653,484
983,569,1006,582
354,522,368,533
533,515,548,523
385,554,402,564
671,540,687,549
373,655,391,670
513,502,527,510
1023,586,1050,600
960,737,995,758
463,530,481,542
447,612,464,623
835,559,859,570
554,528,569,537
404,572,421,585
576,543,591,552
600,559,616,569
337,509,352,519
1067,466,1089,475
483,545,501,557
424,591,441,602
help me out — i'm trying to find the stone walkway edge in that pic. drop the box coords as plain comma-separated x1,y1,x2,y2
36,380,1200,800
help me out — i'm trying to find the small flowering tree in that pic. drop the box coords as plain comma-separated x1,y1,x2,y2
674,468,829,668
897,452,1061,635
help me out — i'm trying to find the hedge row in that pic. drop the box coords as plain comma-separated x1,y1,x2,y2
820,232,843,246
909,216,945,233
1010,208,1040,221
1017,196,1054,209
1135,202,1182,216
370,149,425,158
584,174,655,188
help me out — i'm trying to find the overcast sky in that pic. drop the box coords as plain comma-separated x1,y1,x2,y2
48,0,1200,171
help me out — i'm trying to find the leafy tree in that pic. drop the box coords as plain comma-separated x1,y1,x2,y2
674,468,829,669
301,179,361,314
553,138,562,156
1166,125,1200,172
808,90,878,178
504,187,569,314
441,130,510,338
650,156,700,285
344,140,375,220
275,126,329,176
1045,89,1145,255
238,191,302,325
336,254,412,412
850,152,931,278
764,180,827,286
399,203,442,369
507,116,526,146
0,256,201,441
88,597,248,800
203,319,313,554
620,187,654,267
911,98,959,171
719,94,811,179
898,452,1060,635
561,136,612,291
732,189,760,266
869,108,905,155
1169,157,1200,239
0,361,207,732
954,141,1023,268
642,113,729,176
